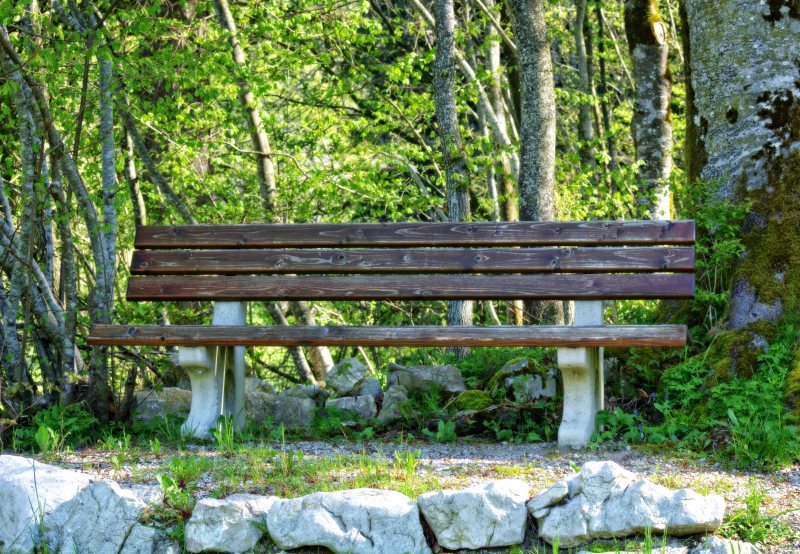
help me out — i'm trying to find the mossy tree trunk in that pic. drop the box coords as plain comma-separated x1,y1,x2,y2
682,1,800,386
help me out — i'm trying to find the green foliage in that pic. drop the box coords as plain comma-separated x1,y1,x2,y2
211,417,238,455
13,404,97,453
422,420,457,443
720,479,800,545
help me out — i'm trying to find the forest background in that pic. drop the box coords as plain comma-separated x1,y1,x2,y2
0,0,798,468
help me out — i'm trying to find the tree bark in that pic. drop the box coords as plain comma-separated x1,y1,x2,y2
507,0,560,324
625,0,672,219
433,0,473,357
682,0,800,376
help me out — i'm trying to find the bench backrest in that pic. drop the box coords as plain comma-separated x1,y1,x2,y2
128,221,695,302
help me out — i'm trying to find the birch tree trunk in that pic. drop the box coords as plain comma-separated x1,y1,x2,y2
625,0,672,219
433,0,473,357
682,1,800,381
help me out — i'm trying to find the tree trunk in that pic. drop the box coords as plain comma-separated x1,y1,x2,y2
595,2,618,170
213,0,331,380
682,0,800,379
433,0,473,358
575,0,595,165
625,0,672,219
507,0,560,324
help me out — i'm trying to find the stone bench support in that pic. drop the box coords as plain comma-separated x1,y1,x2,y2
171,302,247,438
556,301,604,448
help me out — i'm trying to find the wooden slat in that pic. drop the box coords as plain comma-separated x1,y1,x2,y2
135,221,695,249
131,247,695,275
88,324,688,347
126,273,694,301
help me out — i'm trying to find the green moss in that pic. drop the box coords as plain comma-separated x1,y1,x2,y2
450,390,495,412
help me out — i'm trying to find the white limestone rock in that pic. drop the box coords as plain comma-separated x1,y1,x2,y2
529,462,725,547
387,362,466,395
377,385,408,424
44,480,146,554
266,488,431,554
0,454,92,553
133,387,192,423
119,524,162,554
326,395,377,421
691,536,761,554
185,493,277,553
417,479,530,550
283,384,330,407
326,358,368,395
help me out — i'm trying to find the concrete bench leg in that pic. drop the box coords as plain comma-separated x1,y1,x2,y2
556,301,605,448
172,302,246,438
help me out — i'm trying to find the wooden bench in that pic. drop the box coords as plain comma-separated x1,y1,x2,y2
88,220,695,446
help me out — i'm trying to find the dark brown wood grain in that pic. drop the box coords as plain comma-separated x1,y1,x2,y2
88,324,688,347
126,273,695,301
135,220,695,249
130,247,695,275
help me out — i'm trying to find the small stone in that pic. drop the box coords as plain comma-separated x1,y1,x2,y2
185,493,277,553
387,362,466,395
326,396,377,421
500,358,530,376
418,480,530,550
377,385,409,424
527,478,569,513
133,387,192,423
266,488,431,554
326,358,368,395
690,536,761,554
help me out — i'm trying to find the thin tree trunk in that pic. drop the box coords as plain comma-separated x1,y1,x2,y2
575,0,595,165
433,0,473,358
124,128,147,227
508,0,561,324
213,0,331,380
595,2,618,169
625,0,672,219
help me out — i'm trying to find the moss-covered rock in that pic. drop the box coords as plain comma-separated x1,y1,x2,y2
450,390,495,413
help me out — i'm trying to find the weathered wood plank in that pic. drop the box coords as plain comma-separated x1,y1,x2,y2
88,324,688,347
126,273,694,301
135,221,696,249
131,247,695,274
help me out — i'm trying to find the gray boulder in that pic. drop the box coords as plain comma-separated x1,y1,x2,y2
418,479,530,550
185,493,277,553
283,384,330,407
387,362,466,395
377,384,408,424
506,370,557,402
691,537,761,554
245,377,275,394
266,488,431,554
529,461,725,547
354,377,382,399
326,358,368,395
133,387,192,423
44,480,147,554
246,392,316,429
326,396,377,421
119,524,163,554
500,358,530,376
0,454,92,553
